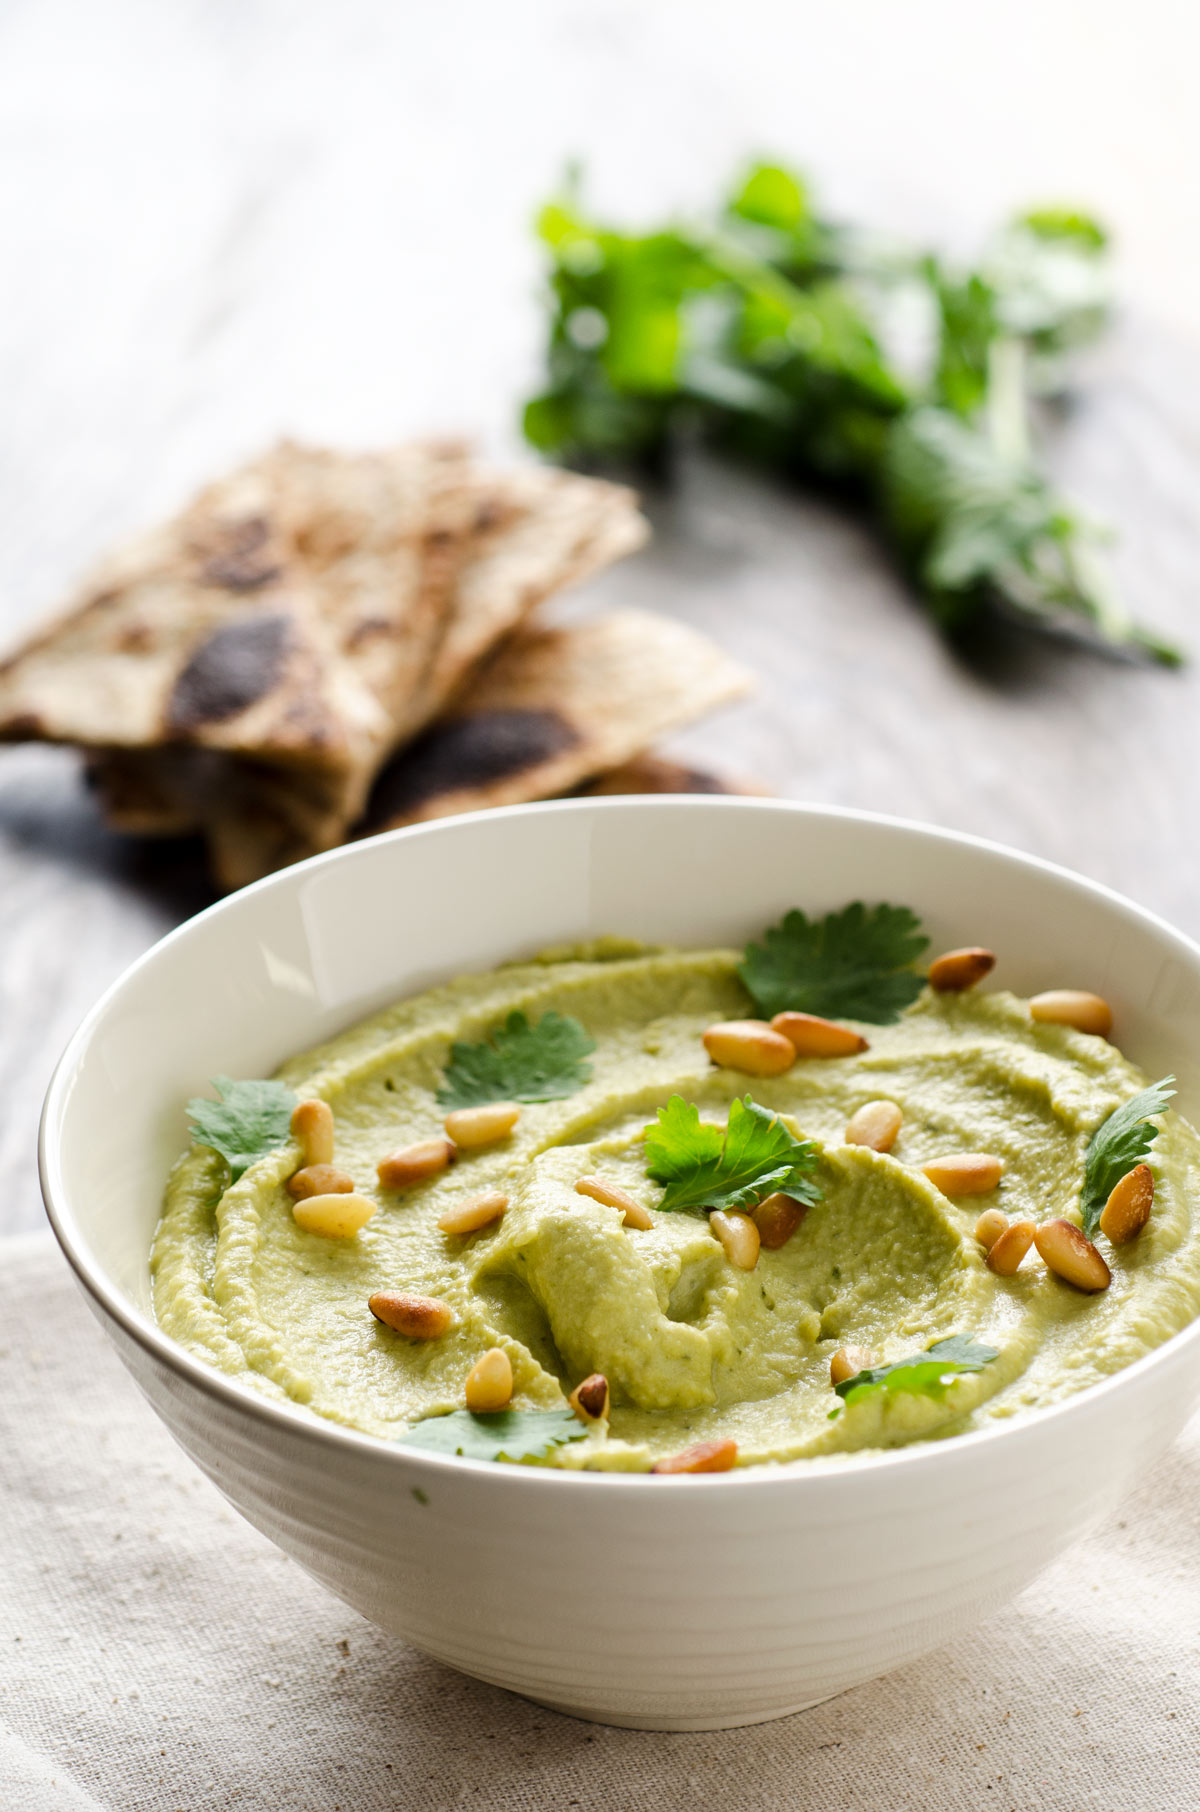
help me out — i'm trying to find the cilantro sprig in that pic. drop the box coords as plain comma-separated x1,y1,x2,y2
740,902,929,1024
436,1010,596,1110
186,1075,298,1182
525,162,1180,664
835,1335,999,1408
644,1094,820,1215
399,1406,588,1464
1080,1077,1175,1238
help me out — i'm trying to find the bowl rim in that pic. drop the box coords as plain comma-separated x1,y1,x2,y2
39,794,1200,1492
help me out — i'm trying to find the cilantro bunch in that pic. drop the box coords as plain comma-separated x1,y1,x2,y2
524,163,1179,665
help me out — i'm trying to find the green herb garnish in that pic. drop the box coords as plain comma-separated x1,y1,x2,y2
436,1009,596,1110
524,163,1180,665
644,1094,820,1215
399,1406,588,1464
740,902,928,1024
1080,1077,1175,1239
186,1075,298,1182
835,1335,999,1406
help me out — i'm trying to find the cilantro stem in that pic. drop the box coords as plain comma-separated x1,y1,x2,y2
984,337,1029,465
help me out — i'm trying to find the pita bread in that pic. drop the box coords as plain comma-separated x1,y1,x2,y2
84,748,208,836
574,753,765,797
16,443,648,883
28,445,645,756
0,440,471,770
361,609,751,832
413,464,650,730
89,745,764,845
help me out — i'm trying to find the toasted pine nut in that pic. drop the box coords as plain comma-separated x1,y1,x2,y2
1030,990,1113,1038
291,1098,334,1168
770,1012,868,1058
569,1373,610,1422
1099,1163,1154,1245
575,1175,654,1230
437,1189,508,1237
974,1207,1009,1251
1034,1218,1111,1292
377,1138,454,1190
368,1292,453,1339
651,1438,738,1475
292,1193,376,1238
703,1019,795,1076
923,1153,1004,1196
287,1164,356,1200
928,947,996,992
710,1209,760,1271
443,1102,520,1148
753,1192,808,1249
830,1345,875,1386
986,1218,1035,1275
465,1346,513,1413
845,1099,903,1152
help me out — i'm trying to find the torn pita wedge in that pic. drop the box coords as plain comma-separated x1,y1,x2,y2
89,743,765,847
234,443,648,748
412,463,649,733
0,439,475,771
84,744,347,854
84,748,208,837
18,444,647,882
360,609,752,832
201,438,481,750
573,752,766,797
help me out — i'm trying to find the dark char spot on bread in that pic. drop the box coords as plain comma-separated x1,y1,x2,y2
166,613,293,731
365,707,579,820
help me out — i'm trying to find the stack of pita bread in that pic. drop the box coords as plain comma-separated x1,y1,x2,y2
0,442,753,889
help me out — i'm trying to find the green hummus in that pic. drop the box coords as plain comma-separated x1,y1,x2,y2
152,942,1200,1469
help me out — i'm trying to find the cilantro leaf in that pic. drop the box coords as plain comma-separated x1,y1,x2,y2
835,1335,999,1406
728,162,810,234
740,902,929,1023
645,1094,820,1215
1080,1077,1175,1238
186,1076,299,1182
398,1406,588,1464
436,1010,596,1110
1018,208,1108,252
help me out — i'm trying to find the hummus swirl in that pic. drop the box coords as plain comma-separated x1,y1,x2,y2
152,945,1200,1469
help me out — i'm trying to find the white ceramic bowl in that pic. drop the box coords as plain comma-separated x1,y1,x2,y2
40,799,1200,1730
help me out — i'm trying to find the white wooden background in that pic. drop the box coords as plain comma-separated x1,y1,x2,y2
2,0,1199,1232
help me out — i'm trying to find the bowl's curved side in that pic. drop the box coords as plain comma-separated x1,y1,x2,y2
87,1270,1200,1730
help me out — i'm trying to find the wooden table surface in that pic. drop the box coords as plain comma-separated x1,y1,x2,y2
2,1,1198,1235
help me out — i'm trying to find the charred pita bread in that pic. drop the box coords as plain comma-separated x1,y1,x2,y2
361,609,751,832
574,752,765,797
14,443,648,884
0,440,470,770
413,463,649,730
89,745,764,848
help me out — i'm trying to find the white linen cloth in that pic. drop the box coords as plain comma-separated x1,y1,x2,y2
2,1231,1198,1811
